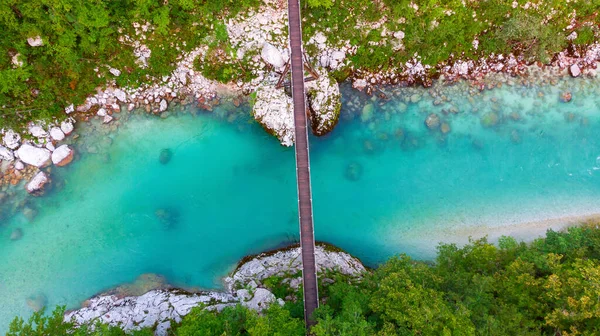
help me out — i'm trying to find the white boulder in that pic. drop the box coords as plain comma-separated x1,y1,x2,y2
51,145,74,167
65,104,75,114
61,120,74,135
114,89,127,102
261,43,285,68
305,68,341,136
3,130,21,149
570,64,581,77
16,144,51,167
251,85,295,146
28,125,47,138
159,99,168,112
0,145,14,161
109,68,122,77
26,171,49,195
49,127,65,141
27,36,43,47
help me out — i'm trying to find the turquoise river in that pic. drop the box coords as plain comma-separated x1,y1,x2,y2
2,76,600,330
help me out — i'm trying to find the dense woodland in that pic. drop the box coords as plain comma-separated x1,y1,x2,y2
8,224,600,335
1,0,599,128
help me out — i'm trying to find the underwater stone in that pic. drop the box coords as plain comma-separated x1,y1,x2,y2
425,113,441,130
480,112,499,127
155,207,180,229
26,293,47,312
361,104,374,122
440,122,451,134
345,162,363,182
159,148,173,164
10,228,23,241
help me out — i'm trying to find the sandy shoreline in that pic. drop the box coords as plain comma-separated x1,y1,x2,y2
435,212,600,245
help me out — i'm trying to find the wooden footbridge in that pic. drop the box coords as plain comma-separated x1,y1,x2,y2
286,0,319,329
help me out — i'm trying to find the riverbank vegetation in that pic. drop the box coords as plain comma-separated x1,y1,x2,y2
9,224,600,335
1,0,599,130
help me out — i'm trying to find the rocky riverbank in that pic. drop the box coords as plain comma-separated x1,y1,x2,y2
1,0,599,195
64,244,365,335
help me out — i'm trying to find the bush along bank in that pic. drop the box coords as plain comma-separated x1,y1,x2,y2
2,0,600,188
8,224,600,335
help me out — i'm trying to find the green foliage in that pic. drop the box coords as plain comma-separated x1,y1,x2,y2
0,0,260,129
6,306,153,336
175,304,304,336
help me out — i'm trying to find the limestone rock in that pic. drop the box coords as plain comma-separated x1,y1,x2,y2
159,99,168,112
65,104,75,114
52,145,74,166
17,144,51,167
49,127,65,141
28,125,47,138
237,288,278,311
570,64,581,77
114,89,127,102
252,85,295,146
305,68,341,136
27,36,43,47
3,130,21,149
109,68,122,77
261,43,285,68
26,171,49,195
226,245,366,291
64,290,235,336
61,120,74,135
353,78,367,91
0,145,14,161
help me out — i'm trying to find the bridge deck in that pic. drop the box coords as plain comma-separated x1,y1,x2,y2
286,0,319,328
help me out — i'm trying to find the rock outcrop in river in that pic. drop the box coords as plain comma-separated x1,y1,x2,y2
305,68,342,136
64,244,365,335
251,84,295,146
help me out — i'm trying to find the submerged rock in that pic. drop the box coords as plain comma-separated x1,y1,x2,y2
305,68,342,136
10,228,23,241
159,148,173,164
26,171,49,195
345,162,363,181
22,206,38,222
425,113,441,130
251,85,295,146
480,112,499,127
440,122,451,134
155,207,180,229
26,293,47,312
361,104,374,122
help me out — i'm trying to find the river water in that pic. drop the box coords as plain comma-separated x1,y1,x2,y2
1,76,600,330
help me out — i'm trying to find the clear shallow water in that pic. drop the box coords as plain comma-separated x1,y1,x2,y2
2,76,600,329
